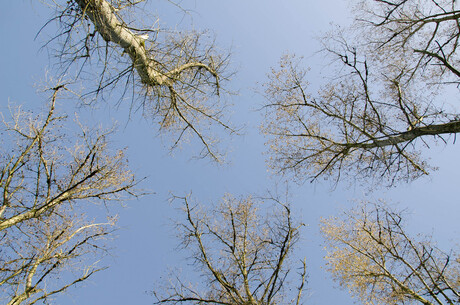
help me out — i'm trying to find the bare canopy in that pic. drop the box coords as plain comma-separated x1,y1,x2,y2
321,202,460,305
49,0,234,160
0,86,138,304
153,194,307,305
263,0,460,185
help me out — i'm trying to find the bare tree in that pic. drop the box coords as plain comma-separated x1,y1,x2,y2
1,207,114,305
45,0,234,161
262,0,460,185
0,86,138,304
321,202,460,305
153,194,307,305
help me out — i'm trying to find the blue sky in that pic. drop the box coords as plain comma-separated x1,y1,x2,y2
1,1,459,304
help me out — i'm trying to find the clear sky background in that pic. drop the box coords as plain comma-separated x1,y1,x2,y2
1,1,459,304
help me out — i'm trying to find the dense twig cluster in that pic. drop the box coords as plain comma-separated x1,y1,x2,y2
48,0,234,160
153,194,307,305
0,86,137,304
321,202,460,305
263,0,460,185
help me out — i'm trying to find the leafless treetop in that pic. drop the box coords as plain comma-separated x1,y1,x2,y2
153,194,307,305
45,0,236,161
262,0,460,186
